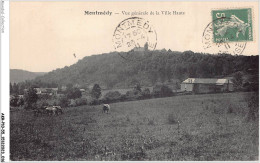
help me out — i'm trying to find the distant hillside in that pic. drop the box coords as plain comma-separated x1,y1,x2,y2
33,50,258,89
10,69,46,83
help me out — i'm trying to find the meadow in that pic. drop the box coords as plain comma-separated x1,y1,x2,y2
10,92,258,161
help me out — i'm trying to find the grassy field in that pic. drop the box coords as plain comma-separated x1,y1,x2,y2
10,92,258,161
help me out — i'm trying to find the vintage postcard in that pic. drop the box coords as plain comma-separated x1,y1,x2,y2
1,1,259,162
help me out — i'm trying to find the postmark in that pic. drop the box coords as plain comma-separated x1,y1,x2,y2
212,8,253,43
113,17,157,52
202,17,247,55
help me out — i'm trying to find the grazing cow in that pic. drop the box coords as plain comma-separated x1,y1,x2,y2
103,104,110,114
34,106,63,117
46,106,59,116
53,106,63,115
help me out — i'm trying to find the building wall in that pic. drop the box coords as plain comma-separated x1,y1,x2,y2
181,82,234,93
194,84,222,93
181,83,193,92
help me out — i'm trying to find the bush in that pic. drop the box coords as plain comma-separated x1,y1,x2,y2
24,87,38,110
91,84,101,99
152,85,173,97
242,81,259,92
75,98,87,106
141,88,151,99
125,90,142,101
134,84,142,92
152,85,161,97
88,98,100,105
69,98,86,107
232,71,243,91
161,85,174,96
103,91,122,103
17,98,24,106
10,95,19,107
67,87,82,99
120,94,127,101
59,96,69,107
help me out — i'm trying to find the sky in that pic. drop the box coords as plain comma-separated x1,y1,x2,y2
10,1,259,72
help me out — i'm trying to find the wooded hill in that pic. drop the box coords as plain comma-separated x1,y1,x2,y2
10,69,46,84
33,50,258,89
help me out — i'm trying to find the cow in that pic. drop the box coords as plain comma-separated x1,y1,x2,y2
103,104,110,114
45,106,57,116
45,106,63,116
53,106,63,115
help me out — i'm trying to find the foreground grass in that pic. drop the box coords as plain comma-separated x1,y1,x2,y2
10,92,258,161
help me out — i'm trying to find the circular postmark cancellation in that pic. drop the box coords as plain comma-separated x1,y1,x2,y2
202,17,247,55
113,17,157,53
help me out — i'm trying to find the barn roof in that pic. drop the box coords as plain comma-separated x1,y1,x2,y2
182,78,233,85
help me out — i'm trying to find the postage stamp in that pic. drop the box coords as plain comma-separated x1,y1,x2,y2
211,8,253,43
202,19,247,55
112,17,157,52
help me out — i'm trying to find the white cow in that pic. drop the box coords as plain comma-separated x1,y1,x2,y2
45,106,63,116
103,104,110,114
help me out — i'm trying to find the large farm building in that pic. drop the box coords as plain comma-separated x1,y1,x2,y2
181,78,234,93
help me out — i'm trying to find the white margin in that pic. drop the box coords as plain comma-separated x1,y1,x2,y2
0,1,259,163
0,0,10,162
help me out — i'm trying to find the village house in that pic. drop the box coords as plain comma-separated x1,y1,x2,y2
34,88,58,96
80,89,86,92
181,78,234,93
23,88,59,96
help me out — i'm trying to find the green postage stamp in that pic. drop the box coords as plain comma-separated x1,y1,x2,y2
212,8,253,43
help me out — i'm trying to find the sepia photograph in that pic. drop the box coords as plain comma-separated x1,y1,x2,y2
4,1,259,161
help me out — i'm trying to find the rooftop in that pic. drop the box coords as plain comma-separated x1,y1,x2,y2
182,78,233,85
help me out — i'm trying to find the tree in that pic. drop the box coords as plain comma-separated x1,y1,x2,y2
91,84,101,99
67,87,82,99
152,85,173,97
232,71,243,90
160,85,173,97
10,83,13,94
59,96,69,107
165,63,172,82
12,83,19,95
175,81,180,90
141,88,151,99
134,83,142,92
17,98,24,106
10,95,19,106
66,83,73,93
159,67,167,83
18,83,26,95
57,85,62,93
148,70,158,85
24,87,38,109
